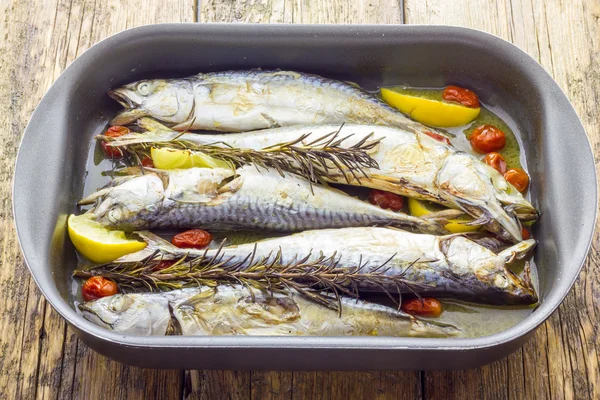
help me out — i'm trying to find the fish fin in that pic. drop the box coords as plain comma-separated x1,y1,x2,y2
137,117,173,132
260,113,281,128
420,209,466,225
106,130,181,147
408,315,460,337
113,231,180,263
176,288,217,308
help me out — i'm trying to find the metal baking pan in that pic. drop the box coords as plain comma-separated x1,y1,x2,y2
13,23,597,370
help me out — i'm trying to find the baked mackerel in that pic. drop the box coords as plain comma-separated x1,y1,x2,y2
108,69,441,136
79,286,460,337
79,165,445,234
119,227,538,305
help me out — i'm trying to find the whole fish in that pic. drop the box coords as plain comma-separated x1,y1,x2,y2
110,121,538,242
79,285,460,337
108,70,441,135
120,227,538,305
79,165,445,234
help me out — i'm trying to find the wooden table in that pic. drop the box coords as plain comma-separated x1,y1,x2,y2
1,0,598,398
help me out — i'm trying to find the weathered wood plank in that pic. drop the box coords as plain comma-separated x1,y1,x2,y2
405,0,600,399
200,0,403,24
0,0,194,399
0,0,63,398
71,348,183,399
183,370,251,400
292,371,422,400
251,371,293,400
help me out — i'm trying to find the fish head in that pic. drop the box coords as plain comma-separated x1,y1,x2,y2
440,236,538,305
82,174,165,229
79,292,172,335
109,79,194,126
436,153,538,242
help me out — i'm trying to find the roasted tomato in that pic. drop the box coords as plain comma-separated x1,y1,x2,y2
172,229,213,249
152,260,176,271
424,130,451,146
504,168,529,192
469,124,506,153
368,189,405,212
82,276,118,301
401,297,443,317
482,152,507,174
101,126,130,158
141,156,154,168
442,86,480,108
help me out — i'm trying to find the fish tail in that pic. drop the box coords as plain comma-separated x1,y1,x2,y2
497,239,537,263
498,239,538,304
454,197,523,243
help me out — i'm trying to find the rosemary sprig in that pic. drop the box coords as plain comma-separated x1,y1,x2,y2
102,127,382,191
73,245,429,314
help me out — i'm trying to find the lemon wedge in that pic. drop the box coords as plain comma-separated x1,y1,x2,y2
151,147,232,170
381,88,480,127
67,214,146,263
407,198,480,233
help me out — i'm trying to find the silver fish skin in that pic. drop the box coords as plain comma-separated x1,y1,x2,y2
79,165,445,234
79,286,460,338
78,288,200,335
121,227,538,305
112,121,538,242
108,70,441,136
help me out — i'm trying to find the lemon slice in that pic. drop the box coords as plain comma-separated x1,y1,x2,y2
407,198,480,233
381,88,480,127
67,214,146,263
151,147,232,170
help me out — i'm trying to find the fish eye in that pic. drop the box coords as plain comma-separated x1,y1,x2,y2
137,82,151,96
108,207,123,223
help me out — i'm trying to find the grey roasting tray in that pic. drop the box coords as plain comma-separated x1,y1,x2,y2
13,24,597,370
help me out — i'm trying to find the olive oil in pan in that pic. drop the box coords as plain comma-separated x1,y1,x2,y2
382,86,523,169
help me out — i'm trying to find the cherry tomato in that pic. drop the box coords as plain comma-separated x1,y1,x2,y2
442,86,480,108
482,152,507,174
82,276,118,301
105,126,131,138
368,189,405,212
101,141,124,158
424,131,451,146
469,124,506,153
101,126,130,158
141,156,154,168
521,227,531,240
153,260,175,271
401,297,443,317
172,229,213,249
504,168,529,192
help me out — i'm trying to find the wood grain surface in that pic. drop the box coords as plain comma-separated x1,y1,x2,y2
0,0,598,399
